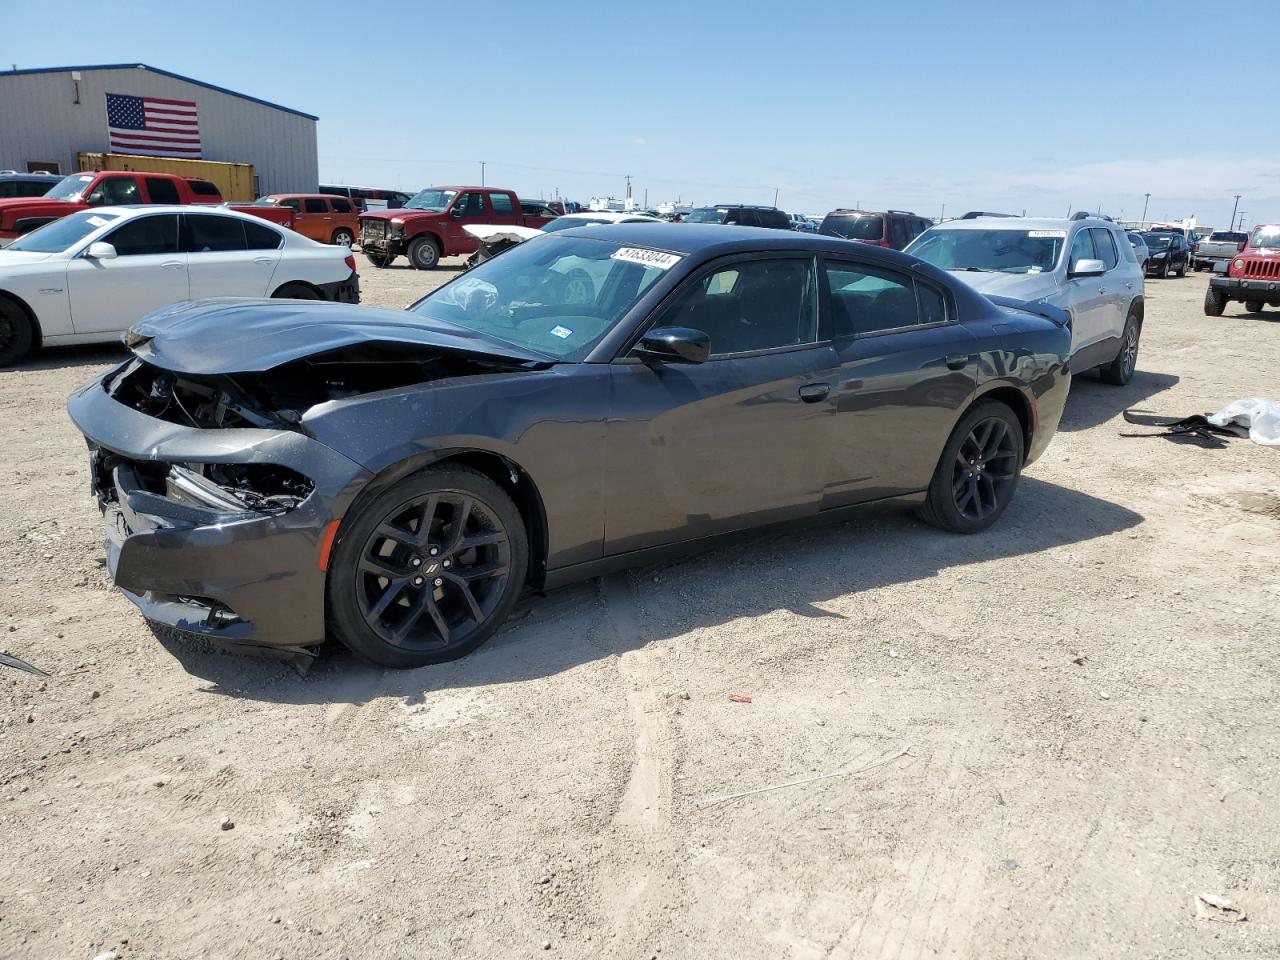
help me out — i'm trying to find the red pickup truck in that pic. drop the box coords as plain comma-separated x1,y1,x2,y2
358,186,558,269
0,171,295,246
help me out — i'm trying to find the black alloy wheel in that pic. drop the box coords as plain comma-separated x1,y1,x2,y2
329,467,528,668
919,401,1024,534
0,298,34,367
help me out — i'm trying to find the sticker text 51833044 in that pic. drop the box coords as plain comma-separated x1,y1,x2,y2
610,247,683,270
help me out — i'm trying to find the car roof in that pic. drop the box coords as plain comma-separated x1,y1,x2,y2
91,204,284,226
0,172,59,181
930,216,1112,231
554,221,931,265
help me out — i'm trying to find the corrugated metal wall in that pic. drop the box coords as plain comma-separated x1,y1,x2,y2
0,66,317,195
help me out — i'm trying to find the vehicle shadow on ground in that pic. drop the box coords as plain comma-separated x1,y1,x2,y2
158,476,1143,704
1058,370,1180,432
12,343,128,372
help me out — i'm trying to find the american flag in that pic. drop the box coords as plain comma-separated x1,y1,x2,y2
105,93,202,158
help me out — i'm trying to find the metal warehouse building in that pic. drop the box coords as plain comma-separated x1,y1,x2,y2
0,63,318,196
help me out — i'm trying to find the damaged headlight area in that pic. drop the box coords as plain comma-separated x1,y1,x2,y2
91,449,316,524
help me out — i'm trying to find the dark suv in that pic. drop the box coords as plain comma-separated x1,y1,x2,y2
683,204,791,229
818,209,932,249
0,172,60,199
1140,230,1190,278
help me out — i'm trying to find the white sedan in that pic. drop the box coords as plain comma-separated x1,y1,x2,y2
462,211,665,267
0,205,359,365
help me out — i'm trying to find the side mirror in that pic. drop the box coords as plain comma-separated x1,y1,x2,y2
1068,258,1105,278
86,191,105,206
632,327,710,364
450,206,466,219
85,241,118,260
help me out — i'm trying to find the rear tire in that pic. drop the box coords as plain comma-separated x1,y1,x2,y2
272,282,322,300
1204,286,1227,317
328,466,528,668
1246,300,1264,313
1100,313,1140,385
1177,259,1187,277
918,401,1023,534
331,228,355,247
0,297,34,367
409,236,441,270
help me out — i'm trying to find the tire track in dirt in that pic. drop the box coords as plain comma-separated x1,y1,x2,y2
597,573,681,949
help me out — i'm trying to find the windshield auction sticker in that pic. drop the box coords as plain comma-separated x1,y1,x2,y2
1028,230,1067,238
611,247,682,270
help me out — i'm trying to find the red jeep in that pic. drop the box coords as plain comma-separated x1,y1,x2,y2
358,186,558,269
0,170,295,245
1205,223,1280,317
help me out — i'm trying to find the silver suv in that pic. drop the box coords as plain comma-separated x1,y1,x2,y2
906,214,1144,385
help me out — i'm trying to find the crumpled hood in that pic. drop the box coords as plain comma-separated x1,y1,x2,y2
946,270,1061,302
128,298,548,374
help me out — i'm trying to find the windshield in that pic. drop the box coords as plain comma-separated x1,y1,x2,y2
820,215,885,241
540,216,617,233
404,188,458,212
1250,225,1280,248
1143,234,1173,251
409,235,675,360
43,174,96,202
7,210,122,253
907,228,1065,274
685,207,728,224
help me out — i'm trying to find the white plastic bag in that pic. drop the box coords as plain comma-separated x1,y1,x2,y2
1207,397,1280,446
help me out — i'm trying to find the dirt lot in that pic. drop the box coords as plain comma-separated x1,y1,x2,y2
2,252,1278,960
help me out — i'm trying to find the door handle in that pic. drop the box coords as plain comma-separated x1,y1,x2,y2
945,354,969,370
254,257,274,265
798,383,830,403
161,261,184,269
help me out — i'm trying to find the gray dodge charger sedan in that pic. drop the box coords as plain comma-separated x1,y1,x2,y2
68,224,1072,669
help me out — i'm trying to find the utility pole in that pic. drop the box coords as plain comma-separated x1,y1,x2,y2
1141,193,1151,227
773,187,779,207
1238,211,1248,231
624,174,632,210
1230,194,1242,231
644,188,648,209
480,161,486,187
940,202,945,221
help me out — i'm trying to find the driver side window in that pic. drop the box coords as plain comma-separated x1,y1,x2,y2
1068,230,1096,271
660,258,818,357
100,178,141,205
455,192,486,217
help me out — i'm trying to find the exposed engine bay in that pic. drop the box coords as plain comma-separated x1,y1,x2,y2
104,341,543,431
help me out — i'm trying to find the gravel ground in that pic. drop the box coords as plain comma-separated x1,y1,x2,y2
1,252,1278,959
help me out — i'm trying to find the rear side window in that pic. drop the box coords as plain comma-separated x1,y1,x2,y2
304,198,328,213
1090,228,1119,270
105,214,179,256
826,262,929,336
889,218,909,248
490,193,515,216
762,210,789,229
145,178,180,204
185,214,246,252
243,219,283,250
331,198,352,213
186,180,221,198
1116,231,1137,263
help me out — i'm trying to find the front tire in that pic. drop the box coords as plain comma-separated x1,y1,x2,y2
1246,300,1264,313
366,250,391,268
1100,313,1141,385
1160,260,1170,279
0,297,34,367
919,401,1023,534
408,236,441,270
1204,285,1227,317
328,466,528,668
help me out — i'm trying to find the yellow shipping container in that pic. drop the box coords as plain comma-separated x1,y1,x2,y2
78,152,256,202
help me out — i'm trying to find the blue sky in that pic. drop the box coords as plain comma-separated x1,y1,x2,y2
6,0,1279,228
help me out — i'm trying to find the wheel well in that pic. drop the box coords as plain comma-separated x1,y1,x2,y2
970,386,1033,461
346,449,549,589
1128,296,1144,326
0,290,42,348
409,233,442,253
271,280,321,298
